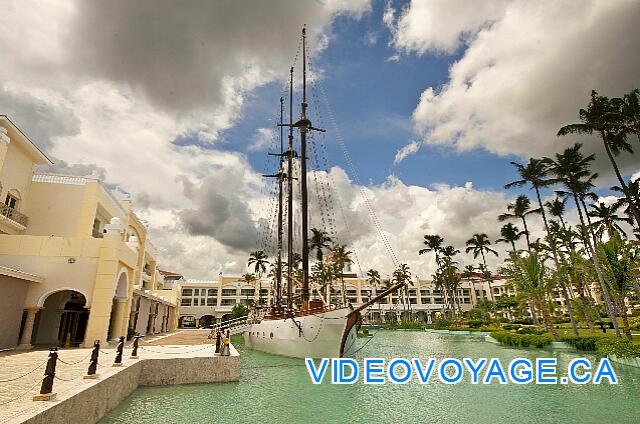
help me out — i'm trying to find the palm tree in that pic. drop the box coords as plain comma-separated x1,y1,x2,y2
544,143,621,336
330,245,353,305
366,268,381,320
598,234,638,341
418,234,444,262
612,178,640,234
366,268,381,294
495,223,525,252
498,195,540,250
309,228,332,263
393,263,412,320
609,88,640,143
248,250,269,306
545,197,568,230
588,202,629,240
504,252,559,340
506,158,579,336
558,90,640,225
465,233,498,301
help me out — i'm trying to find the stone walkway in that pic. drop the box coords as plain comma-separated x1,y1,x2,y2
0,331,216,423
0,347,122,423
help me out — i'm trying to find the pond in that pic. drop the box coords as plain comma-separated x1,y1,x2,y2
100,331,640,423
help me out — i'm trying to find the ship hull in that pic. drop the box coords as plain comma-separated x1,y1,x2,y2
243,307,359,358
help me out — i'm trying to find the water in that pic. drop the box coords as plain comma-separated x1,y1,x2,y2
101,331,640,423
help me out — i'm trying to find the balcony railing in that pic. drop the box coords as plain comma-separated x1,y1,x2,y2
0,203,28,227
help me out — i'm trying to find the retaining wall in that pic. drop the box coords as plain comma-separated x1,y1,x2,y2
13,345,239,424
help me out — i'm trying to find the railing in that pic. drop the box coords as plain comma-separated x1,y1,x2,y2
210,316,251,337
0,203,28,227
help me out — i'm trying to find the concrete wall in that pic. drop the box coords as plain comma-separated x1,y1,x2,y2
0,275,29,349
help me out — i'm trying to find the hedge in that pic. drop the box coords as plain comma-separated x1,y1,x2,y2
595,338,640,358
490,331,553,348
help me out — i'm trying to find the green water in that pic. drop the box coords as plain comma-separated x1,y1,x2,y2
101,331,640,423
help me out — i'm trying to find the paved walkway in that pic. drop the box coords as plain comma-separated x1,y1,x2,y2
145,329,214,345
0,347,122,423
0,331,215,423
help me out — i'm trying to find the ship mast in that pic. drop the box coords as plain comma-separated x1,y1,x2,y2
295,26,324,309
274,96,284,310
286,67,295,311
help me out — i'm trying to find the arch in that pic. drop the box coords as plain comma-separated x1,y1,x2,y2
34,289,88,346
114,268,129,300
126,225,142,243
37,287,90,308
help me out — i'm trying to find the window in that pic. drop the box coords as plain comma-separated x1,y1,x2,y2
260,289,269,295
420,290,430,296
182,289,192,296
221,299,236,306
434,297,443,304
420,297,430,304
194,289,200,296
222,289,237,296
181,298,192,306
92,218,103,238
208,289,218,296
240,289,255,297
207,298,216,306
5,193,18,210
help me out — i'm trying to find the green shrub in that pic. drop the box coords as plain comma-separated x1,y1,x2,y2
490,331,553,348
595,339,640,358
516,326,545,335
561,336,598,352
434,318,452,329
467,320,485,328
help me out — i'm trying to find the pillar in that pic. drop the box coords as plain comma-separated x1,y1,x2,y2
109,299,128,341
17,307,39,349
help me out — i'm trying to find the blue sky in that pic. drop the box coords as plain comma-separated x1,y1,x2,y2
213,3,522,193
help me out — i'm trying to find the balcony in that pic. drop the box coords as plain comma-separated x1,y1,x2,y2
0,203,28,229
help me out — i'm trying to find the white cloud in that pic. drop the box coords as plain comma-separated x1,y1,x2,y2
249,128,277,152
388,0,509,54
393,140,421,164
0,0,374,279
387,0,640,179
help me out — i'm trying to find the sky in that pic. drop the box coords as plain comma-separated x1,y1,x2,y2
1,0,639,280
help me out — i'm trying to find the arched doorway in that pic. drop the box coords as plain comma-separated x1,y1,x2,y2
34,290,88,347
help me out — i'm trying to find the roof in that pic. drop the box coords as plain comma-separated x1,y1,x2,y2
0,265,44,283
158,269,183,277
0,115,53,165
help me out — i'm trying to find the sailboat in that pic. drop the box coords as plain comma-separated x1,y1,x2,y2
241,27,404,359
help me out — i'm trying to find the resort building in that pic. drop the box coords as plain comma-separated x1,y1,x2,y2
176,272,516,326
0,115,180,350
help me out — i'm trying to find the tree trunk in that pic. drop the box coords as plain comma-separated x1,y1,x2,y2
341,277,346,306
601,130,640,227
529,299,540,326
576,194,622,337
618,299,633,341
535,186,578,336
521,216,532,250
539,298,559,340
510,240,516,251
580,293,595,332
481,252,495,302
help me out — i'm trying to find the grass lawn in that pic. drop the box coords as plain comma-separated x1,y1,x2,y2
554,323,640,344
